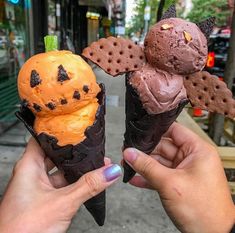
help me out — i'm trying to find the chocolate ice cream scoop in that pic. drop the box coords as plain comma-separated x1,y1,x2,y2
144,18,208,75
129,64,187,114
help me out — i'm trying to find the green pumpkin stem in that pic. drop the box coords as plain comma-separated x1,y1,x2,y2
44,35,58,52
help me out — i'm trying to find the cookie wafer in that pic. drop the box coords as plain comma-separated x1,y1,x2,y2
197,17,216,40
82,37,146,76
161,4,177,20
184,71,235,119
16,84,106,226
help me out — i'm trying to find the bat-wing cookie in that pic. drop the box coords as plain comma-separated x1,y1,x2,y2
82,5,233,183
82,36,146,76
184,71,235,119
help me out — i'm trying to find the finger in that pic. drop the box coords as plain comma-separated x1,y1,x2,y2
104,157,111,166
152,138,178,161
21,137,45,169
120,159,124,166
151,154,173,168
123,148,172,190
129,176,154,190
49,171,68,188
67,164,122,203
164,122,201,147
45,157,56,172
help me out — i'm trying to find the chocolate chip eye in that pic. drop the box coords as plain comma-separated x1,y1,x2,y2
45,102,56,110
58,65,70,82
33,103,42,112
73,91,81,100
60,98,68,105
83,85,89,93
30,70,41,88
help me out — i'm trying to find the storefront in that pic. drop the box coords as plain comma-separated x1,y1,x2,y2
0,0,32,125
0,0,125,127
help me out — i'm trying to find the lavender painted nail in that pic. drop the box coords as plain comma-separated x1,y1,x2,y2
104,164,122,182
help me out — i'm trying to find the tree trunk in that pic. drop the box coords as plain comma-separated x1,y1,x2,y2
210,4,235,145
157,0,166,22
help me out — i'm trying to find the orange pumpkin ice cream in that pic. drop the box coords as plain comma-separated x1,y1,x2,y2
18,50,101,146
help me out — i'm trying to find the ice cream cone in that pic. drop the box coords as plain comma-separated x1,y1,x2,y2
15,84,106,226
123,76,188,183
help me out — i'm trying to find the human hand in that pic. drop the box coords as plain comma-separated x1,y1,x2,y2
123,122,235,233
0,138,122,233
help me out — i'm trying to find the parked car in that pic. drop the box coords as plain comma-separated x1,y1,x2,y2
205,30,230,79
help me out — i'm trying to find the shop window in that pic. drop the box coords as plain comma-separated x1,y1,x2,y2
0,0,30,122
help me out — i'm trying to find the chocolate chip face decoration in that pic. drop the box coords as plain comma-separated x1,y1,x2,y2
33,103,42,112
73,90,81,100
30,70,41,88
58,65,70,82
18,50,101,116
60,98,68,105
45,102,56,110
83,85,89,93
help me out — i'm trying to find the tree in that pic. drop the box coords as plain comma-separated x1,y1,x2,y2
126,0,177,36
187,0,230,26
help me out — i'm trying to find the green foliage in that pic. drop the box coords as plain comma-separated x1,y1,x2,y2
187,0,230,26
126,0,177,36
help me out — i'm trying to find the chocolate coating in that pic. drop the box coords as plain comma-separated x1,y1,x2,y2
144,18,208,75
123,75,188,182
15,84,106,226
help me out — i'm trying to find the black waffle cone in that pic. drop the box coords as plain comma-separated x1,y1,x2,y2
123,75,188,183
15,84,106,226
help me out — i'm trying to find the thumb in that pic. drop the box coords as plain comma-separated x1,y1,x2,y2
123,148,171,189
67,164,122,204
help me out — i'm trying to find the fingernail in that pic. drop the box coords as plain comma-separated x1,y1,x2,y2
124,148,138,164
104,164,122,182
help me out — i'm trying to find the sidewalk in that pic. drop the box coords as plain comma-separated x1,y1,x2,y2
0,68,179,233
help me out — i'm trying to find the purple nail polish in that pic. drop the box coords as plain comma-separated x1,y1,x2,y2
104,164,122,182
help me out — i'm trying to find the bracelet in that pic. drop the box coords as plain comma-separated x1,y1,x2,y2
230,225,235,233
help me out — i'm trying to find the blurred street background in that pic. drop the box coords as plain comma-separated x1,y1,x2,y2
0,0,235,232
